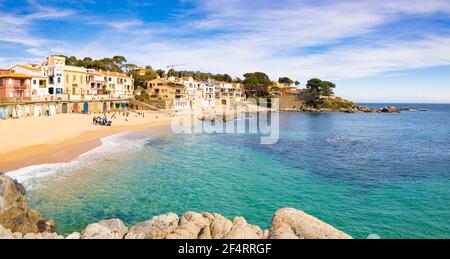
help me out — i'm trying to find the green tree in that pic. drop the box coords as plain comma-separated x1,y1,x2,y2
242,72,273,97
306,78,323,100
321,81,336,96
295,81,300,86
278,77,294,86
156,69,166,78
306,78,336,101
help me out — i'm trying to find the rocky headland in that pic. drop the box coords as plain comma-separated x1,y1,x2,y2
0,174,352,239
282,105,426,113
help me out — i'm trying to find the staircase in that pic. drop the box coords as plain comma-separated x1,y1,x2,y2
129,98,160,111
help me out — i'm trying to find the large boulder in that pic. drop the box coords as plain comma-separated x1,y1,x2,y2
0,224,15,239
65,232,81,239
209,213,233,239
223,217,265,239
23,232,64,239
166,211,211,239
268,208,352,239
81,219,128,239
125,213,179,239
0,175,55,234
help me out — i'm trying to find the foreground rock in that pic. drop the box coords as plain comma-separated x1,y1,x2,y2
81,219,128,239
125,213,179,239
0,175,55,234
268,208,352,239
1,175,353,239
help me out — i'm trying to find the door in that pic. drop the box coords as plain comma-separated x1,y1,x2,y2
49,104,57,115
62,103,68,113
73,103,79,113
34,105,42,117
83,102,89,113
103,102,107,113
93,103,99,113
0,107,6,119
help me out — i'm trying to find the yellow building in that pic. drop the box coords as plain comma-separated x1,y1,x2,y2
146,78,189,110
64,66,89,96
146,78,186,100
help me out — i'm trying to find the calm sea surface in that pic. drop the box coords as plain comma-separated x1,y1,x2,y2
11,104,450,238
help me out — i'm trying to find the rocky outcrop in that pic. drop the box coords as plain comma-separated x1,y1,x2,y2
282,105,425,114
0,175,353,239
268,208,352,239
81,219,128,239
0,175,55,234
125,213,179,239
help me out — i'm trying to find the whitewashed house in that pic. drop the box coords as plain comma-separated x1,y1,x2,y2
12,64,48,98
42,55,65,96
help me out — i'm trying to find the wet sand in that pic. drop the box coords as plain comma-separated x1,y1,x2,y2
0,111,174,172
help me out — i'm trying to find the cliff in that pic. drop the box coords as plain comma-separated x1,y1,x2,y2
0,174,352,239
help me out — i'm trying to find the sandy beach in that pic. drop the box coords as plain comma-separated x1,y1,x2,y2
0,111,175,172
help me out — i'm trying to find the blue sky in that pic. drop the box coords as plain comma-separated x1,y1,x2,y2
1,0,450,102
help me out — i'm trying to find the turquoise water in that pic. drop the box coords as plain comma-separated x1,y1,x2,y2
12,104,450,238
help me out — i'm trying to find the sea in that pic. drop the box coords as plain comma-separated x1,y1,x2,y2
9,104,450,238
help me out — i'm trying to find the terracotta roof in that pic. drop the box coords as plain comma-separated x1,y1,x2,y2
88,71,103,76
0,73,32,79
15,64,41,71
99,70,130,78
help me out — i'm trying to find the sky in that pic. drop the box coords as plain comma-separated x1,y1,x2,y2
1,0,450,103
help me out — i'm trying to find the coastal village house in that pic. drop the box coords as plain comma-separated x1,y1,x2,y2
1,56,135,101
200,83,216,108
145,78,189,110
63,65,89,98
100,70,134,98
0,70,32,101
0,55,134,119
215,82,245,106
42,55,65,96
12,64,48,97
87,69,105,96
170,77,204,108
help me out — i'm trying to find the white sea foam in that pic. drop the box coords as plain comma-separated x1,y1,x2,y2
8,131,148,190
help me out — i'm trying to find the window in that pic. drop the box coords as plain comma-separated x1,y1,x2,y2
73,75,76,81
33,79,37,85
57,77,61,83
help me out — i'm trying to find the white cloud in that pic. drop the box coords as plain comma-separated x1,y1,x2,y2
87,19,144,30
3,0,450,84
0,4,75,48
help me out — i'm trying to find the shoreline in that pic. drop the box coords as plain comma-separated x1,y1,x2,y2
0,115,174,172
